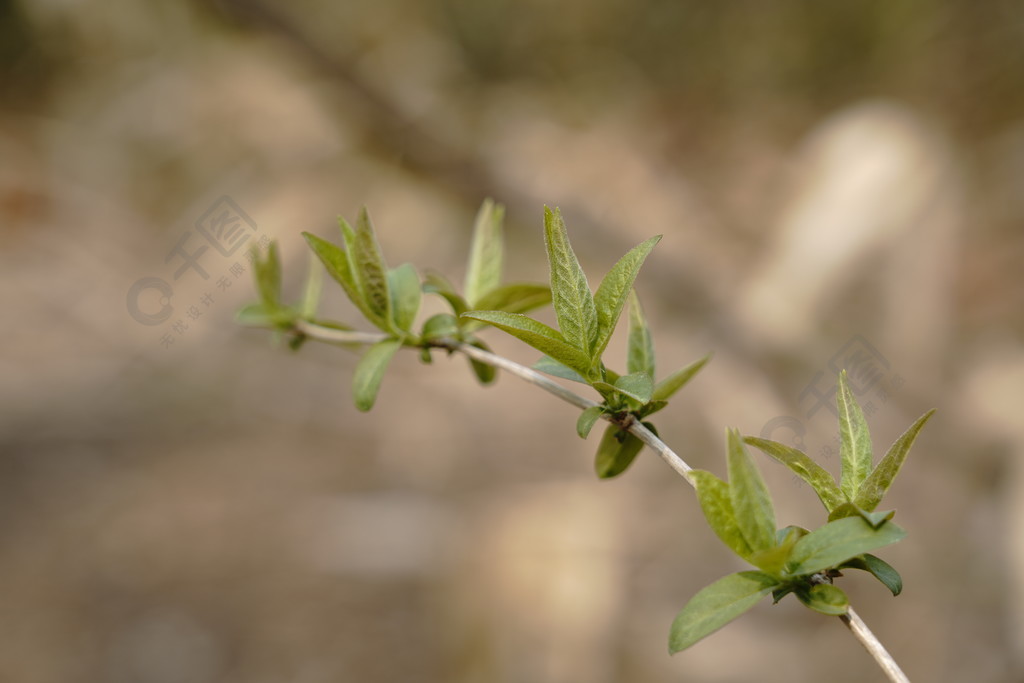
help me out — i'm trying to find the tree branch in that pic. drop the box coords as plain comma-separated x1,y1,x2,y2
285,318,909,682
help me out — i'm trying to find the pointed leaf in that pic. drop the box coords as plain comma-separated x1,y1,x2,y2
352,338,402,411
854,409,936,511
461,310,592,377
626,289,655,377
749,526,803,576
303,232,384,328
592,236,661,360
423,271,469,317
838,370,873,500
465,338,498,385
299,252,324,319
797,583,849,616
594,424,644,478
472,283,552,315
543,207,598,356
827,503,895,528
532,355,589,384
838,554,903,596
592,372,654,405
576,406,604,439
652,354,711,402
668,571,779,653
352,208,392,328
253,242,282,308
691,470,754,560
744,436,846,512
787,517,906,576
464,199,504,305
388,263,421,334
727,429,776,555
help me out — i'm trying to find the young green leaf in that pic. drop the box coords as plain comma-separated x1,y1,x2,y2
838,370,873,501
352,208,392,328
853,409,936,512
576,406,604,439
668,571,779,653
465,338,498,385
423,272,469,317
236,302,283,327
626,289,655,377
299,252,324,319
691,470,754,560
652,353,711,402
594,424,644,478
592,236,661,360
420,313,459,342
543,207,599,356
253,242,282,309
827,503,895,528
592,372,654,405
472,283,552,316
352,338,403,411
744,436,846,512
796,583,849,616
461,311,593,377
464,199,504,306
837,554,903,596
388,263,421,334
532,356,589,384
304,232,385,328
787,517,906,577
727,429,776,555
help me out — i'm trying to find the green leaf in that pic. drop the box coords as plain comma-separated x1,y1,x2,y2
236,302,283,327
465,338,498,385
303,231,384,328
827,503,895,528
838,554,903,596
576,406,604,439
532,356,589,384
472,283,552,315
594,424,644,478
797,583,849,616
388,263,421,334
420,313,459,341
299,252,324,319
592,236,661,360
592,372,654,405
727,429,776,555
838,370,873,501
352,338,402,411
351,208,392,329
787,517,906,576
749,526,804,576
854,409,936,512
543,207,599,356
253,242,282,309
464,199,504,306
423,272,469,317
626,289,655,377
652,353,711,402
743,436,846,512
691,470,754,560
668,571,779,653
461,310,593,377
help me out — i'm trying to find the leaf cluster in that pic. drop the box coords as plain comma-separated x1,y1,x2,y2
669,376,933,653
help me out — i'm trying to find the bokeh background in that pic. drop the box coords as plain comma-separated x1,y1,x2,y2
3,1,1023,681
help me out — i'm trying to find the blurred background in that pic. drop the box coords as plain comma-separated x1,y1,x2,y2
2,0,1023,681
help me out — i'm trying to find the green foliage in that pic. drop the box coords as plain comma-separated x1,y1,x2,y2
463,206,706,478
241,200,935,673
669,379,931,653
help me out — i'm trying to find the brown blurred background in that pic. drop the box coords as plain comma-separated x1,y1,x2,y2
2,0,1023,681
